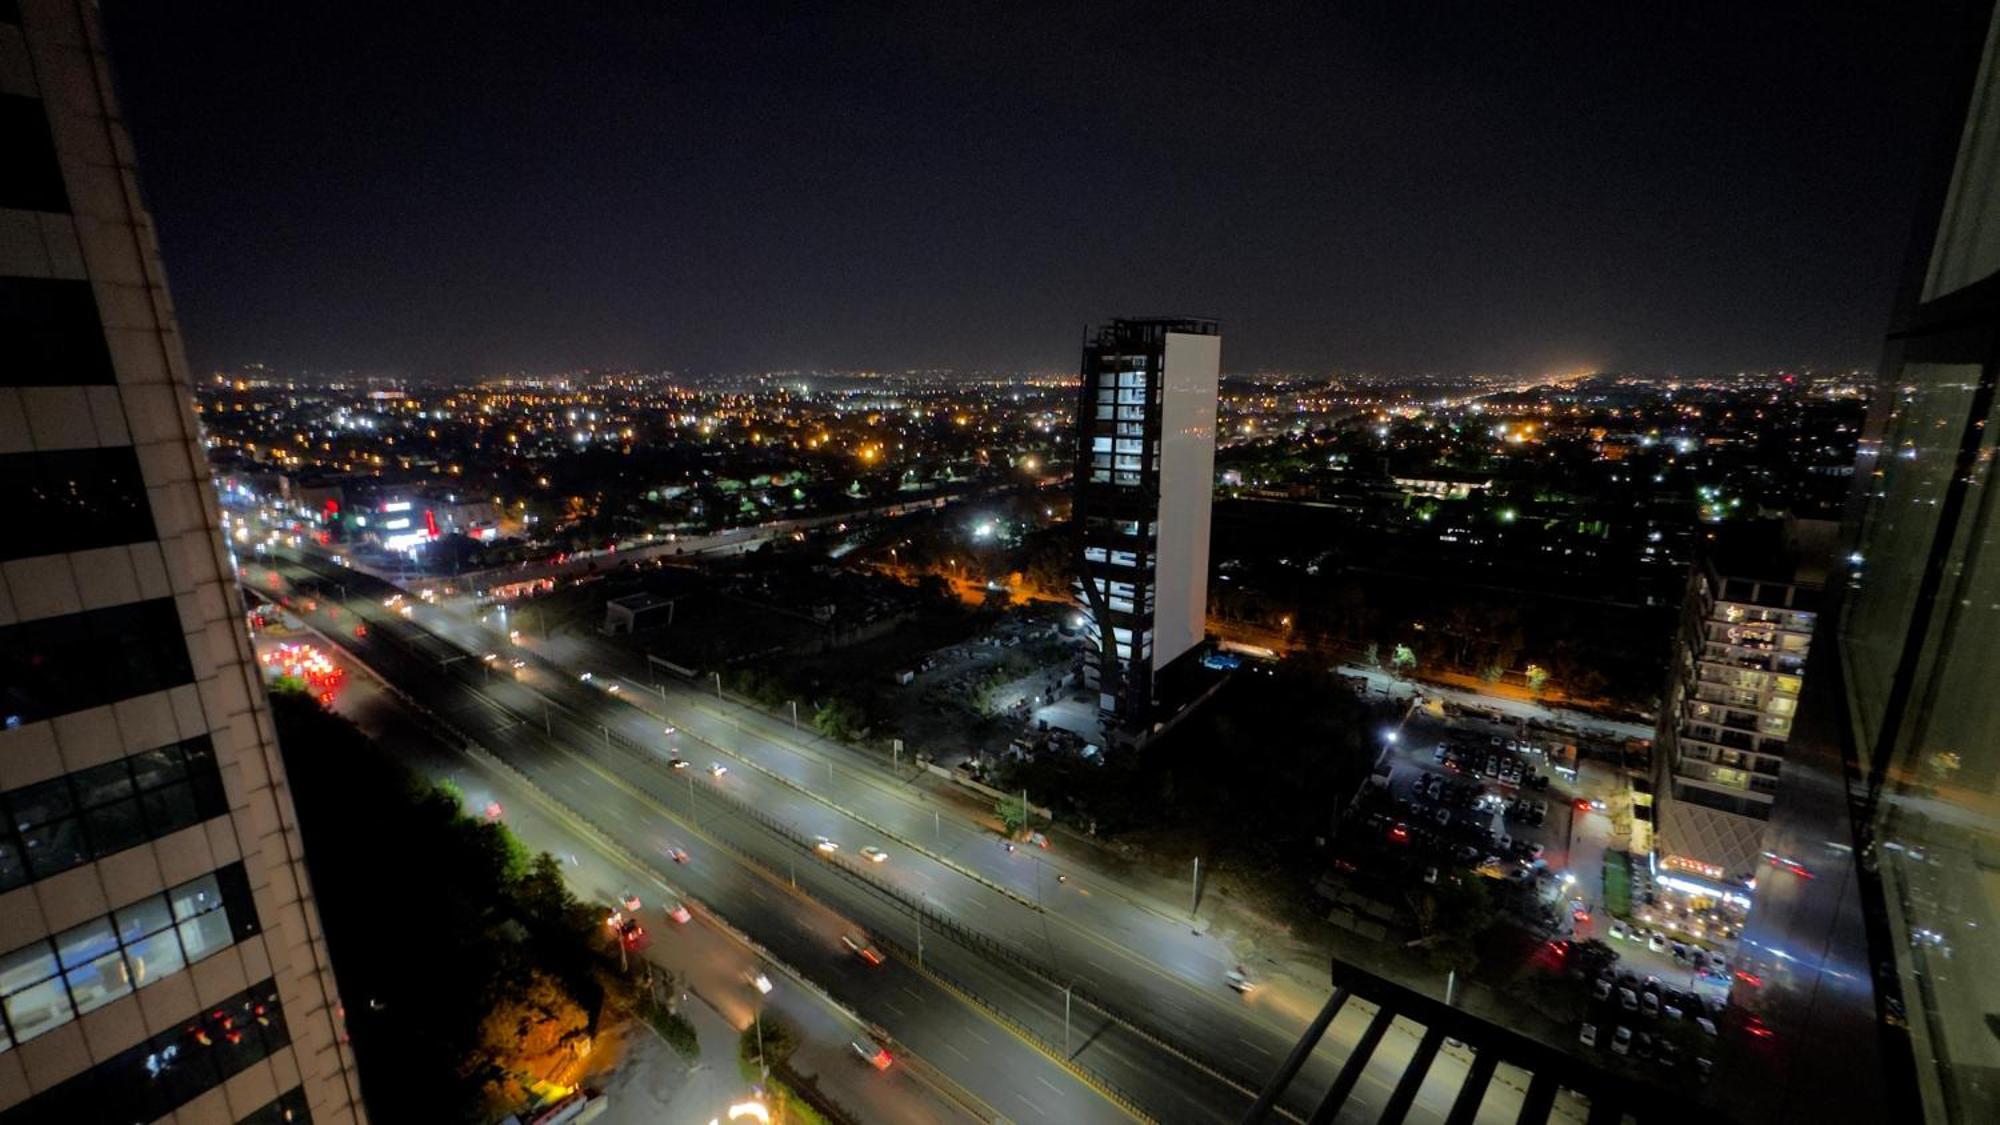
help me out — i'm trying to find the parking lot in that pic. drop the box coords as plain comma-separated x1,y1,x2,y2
1574,959,1739,1093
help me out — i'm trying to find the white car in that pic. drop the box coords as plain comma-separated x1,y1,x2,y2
663,725,677,736
664,899,691,925
813,836,840,854
1225,970,1255,994
748,971,773,995
1609,920,1631,941
1579,1022,1598,1048
1648,932,1669,953
709,763,728,778
859,846,889,864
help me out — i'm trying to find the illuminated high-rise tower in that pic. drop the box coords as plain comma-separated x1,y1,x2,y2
1071,318,1220,733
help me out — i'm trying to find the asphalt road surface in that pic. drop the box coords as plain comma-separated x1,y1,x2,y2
257,552,1571,1124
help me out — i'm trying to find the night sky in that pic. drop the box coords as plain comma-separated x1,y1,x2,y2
103,2,1955,378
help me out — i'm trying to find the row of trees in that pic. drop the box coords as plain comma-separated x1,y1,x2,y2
269,690,633,1123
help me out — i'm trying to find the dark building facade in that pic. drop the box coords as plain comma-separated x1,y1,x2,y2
1071,318,1220,732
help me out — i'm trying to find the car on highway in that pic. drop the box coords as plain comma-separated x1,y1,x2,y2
813,837,840,855
664,898,691,925
1225,969,1255,994
606,912,645,947
859,846,889,863
851,1041,893,1070
665,845,690,864
841,933,885,965
509,657,526,670
662,725,677,736
747,971,773,995
619,891,642,912
709,763,729,778
668,757,688,770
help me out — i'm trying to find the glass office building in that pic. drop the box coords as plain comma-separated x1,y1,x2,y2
1841,3,2000,1117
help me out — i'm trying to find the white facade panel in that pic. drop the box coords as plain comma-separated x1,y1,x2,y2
1151,331,1219,672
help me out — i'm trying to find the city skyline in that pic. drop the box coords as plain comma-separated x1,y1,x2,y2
103,2,1949,378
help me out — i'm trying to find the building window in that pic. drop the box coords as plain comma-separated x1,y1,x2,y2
0,448,160,562
0,736,228,894
0,864,255,1052
0,95,70,213
0,278,116,387
0,599,194,727
238,1087,313,1125
0,978,287,1125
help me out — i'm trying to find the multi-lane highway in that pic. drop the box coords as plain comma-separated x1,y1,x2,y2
263,626,980,1123
256,549,1570,1123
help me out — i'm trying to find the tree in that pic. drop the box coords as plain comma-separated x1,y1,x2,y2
1525,663,1550,694
995,794,1032,836
812,697,868,740
1479,663,1505,684
464,970,592,1112
1571,938,1619,981
1391,643,1418,678
738,1013,799,1079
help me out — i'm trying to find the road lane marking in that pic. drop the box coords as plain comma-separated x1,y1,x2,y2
943,1042,969,1061
1016,1094,1046,1116
1236,1035,1274,1056
1038,1076,1064,1096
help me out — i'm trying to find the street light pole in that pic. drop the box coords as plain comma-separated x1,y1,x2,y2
755,1005,767,1080
1191,856,1201,918
713,671,723,700
1064,983,1073,1055
789,700,798,730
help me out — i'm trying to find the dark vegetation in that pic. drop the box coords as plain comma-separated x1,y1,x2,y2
269,690,634,1123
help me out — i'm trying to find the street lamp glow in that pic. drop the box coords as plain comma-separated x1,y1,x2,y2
1382,729,1399,744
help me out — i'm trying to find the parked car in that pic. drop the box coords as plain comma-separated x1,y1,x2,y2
1619,988,1639,1011
1612,1026,1633,1056
1579,1022,1599,1048
1609,920,1630,941
1592,978,1613,1001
